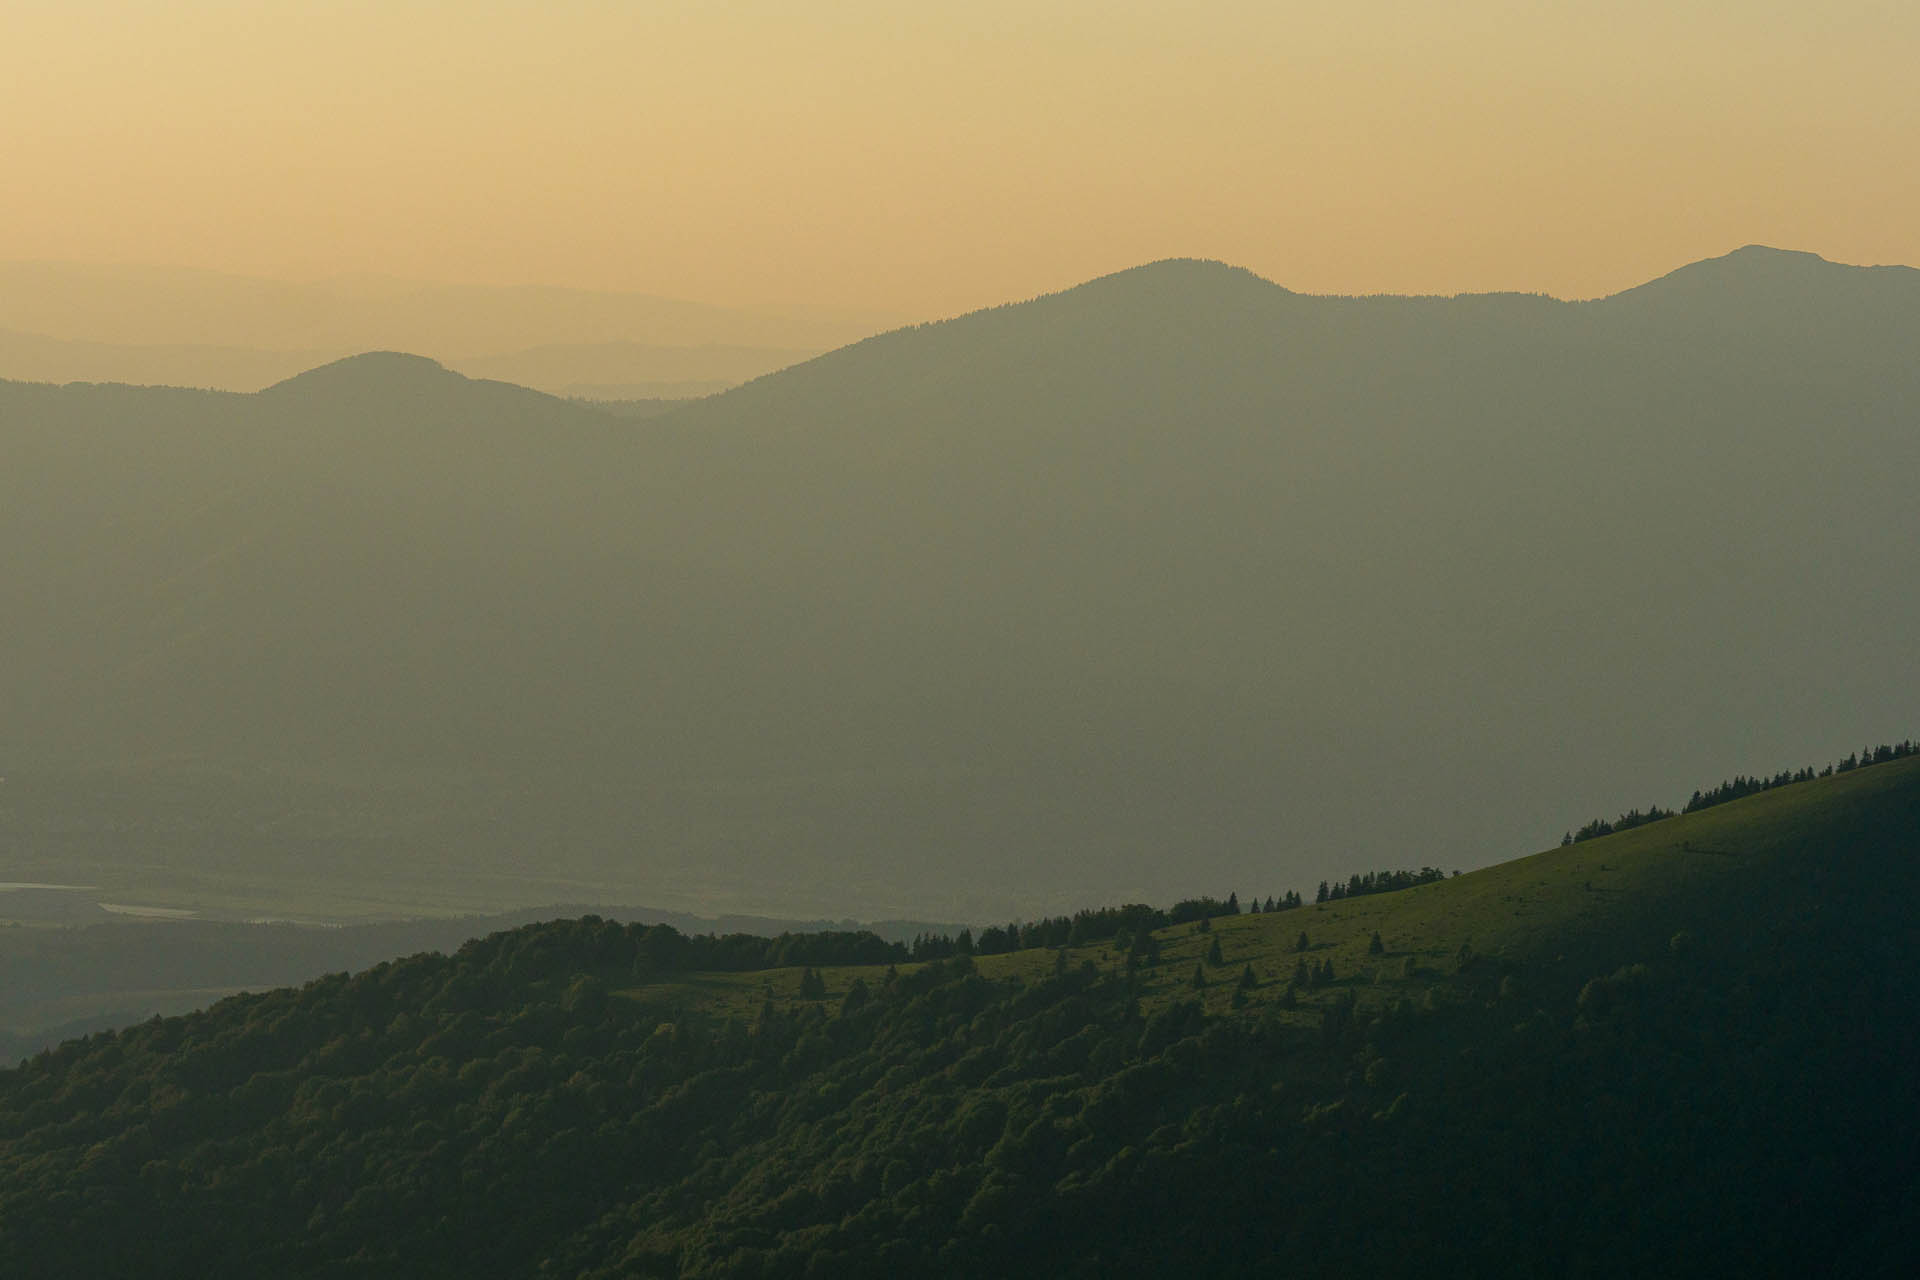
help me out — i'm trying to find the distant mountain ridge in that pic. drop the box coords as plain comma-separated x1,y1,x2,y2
0,327,815,398
0,261,896,394
258,350,543,409
0,261,898,351
1,246,1915,922
1602,243,1920,305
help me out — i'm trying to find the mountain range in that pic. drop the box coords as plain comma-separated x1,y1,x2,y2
0,262,893,395
2,246,1915,921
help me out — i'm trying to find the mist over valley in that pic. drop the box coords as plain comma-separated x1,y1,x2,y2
4,246,1915,927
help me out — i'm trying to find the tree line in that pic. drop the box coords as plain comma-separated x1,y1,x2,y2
1312,869,1450,903
464,917,911,980
909,898,1247,961
445,876,1464,978
1563,737,1917,844
907,879,1443,962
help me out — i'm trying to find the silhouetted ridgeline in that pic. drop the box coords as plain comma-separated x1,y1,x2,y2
450,918,911,978
1563,737,1917,844
1313,868,1450,903
911,887,1433,959
909,896,1242,960
1566,806,1679,844
7,247,1919,923
0,902,976,1066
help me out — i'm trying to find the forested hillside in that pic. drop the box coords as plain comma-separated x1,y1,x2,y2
2,758,1914,1276
0,903,966,1067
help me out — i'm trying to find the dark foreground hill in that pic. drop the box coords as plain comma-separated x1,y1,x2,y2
1,758,1915,1276
3,248,1918,920
0,902,969,1067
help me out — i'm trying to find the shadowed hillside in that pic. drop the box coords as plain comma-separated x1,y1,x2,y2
2,249,1917,920
1,757,1914,1276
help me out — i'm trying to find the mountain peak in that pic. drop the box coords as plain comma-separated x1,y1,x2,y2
261,351,460,398
1060,257,1291,303
1598,244,1918,312
1721,243,1830,264
1671,243,1844,283
253,350,578,428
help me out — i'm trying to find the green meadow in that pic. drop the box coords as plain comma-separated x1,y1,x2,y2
625,756,1919,1024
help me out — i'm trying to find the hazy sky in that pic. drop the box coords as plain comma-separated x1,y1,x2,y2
5,1,1917,314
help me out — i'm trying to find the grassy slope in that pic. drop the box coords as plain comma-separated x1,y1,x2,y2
3,754,1912,1277
626,756,1920,1023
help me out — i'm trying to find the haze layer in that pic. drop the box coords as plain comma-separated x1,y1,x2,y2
2,247,1915,919
5,4,1917,312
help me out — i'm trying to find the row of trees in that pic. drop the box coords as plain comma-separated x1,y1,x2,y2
909,876,1444,962
1683,740,1918,812
1565,806,1677,845
414,916,913,987
1563,738,1918,844
909,898,1248,961
1314,868,1450,902
1685,769,1818,811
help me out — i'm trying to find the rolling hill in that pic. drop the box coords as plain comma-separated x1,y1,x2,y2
1,754,1914,1276
2,247,1917,921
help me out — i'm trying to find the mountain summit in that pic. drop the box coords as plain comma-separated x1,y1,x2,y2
1592,244,1920,341
265,349,453,389
263,351,476,402
258,350,567,425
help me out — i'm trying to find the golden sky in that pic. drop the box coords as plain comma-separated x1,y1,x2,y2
4,1,1917,315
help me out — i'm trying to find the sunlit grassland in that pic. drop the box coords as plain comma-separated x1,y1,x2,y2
620,757,1920,1026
